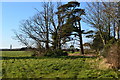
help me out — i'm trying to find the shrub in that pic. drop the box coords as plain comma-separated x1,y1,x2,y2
31,48,46,57
102,38,117,57
44,49,68,57
31,48,68,57
84,49,97,54
106,40,120,69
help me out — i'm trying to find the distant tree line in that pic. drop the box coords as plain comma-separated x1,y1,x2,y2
0,47,30,51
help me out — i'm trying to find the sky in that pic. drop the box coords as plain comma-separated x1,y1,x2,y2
1,2,92,49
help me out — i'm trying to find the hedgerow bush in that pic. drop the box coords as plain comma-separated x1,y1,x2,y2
102,38,116,58
44,49,68,57
31,48,46,57
84,49,97,54
32,49,68,57
106,40,120,69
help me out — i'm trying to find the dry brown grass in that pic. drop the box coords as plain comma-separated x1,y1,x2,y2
98,58,113,70
68,53,97,57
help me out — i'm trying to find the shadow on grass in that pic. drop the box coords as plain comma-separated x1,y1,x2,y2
1,55,97,60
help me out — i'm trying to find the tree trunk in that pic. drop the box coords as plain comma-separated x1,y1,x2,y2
113,20,116,38
116,20,119,40
108,16,111,40
117,2,120,39
45,3,49,49
78,21,84,54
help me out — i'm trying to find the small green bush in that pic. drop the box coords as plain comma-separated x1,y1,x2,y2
44,49,68,57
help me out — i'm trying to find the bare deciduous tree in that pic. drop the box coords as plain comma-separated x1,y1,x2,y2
14,2,55,50
82,2,119,47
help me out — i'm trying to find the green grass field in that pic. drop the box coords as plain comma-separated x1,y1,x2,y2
1,51,32,57
1,51,120,79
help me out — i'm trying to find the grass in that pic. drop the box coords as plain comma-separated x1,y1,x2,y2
1,51,120,79
68,51,80,54
1,51,32,57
